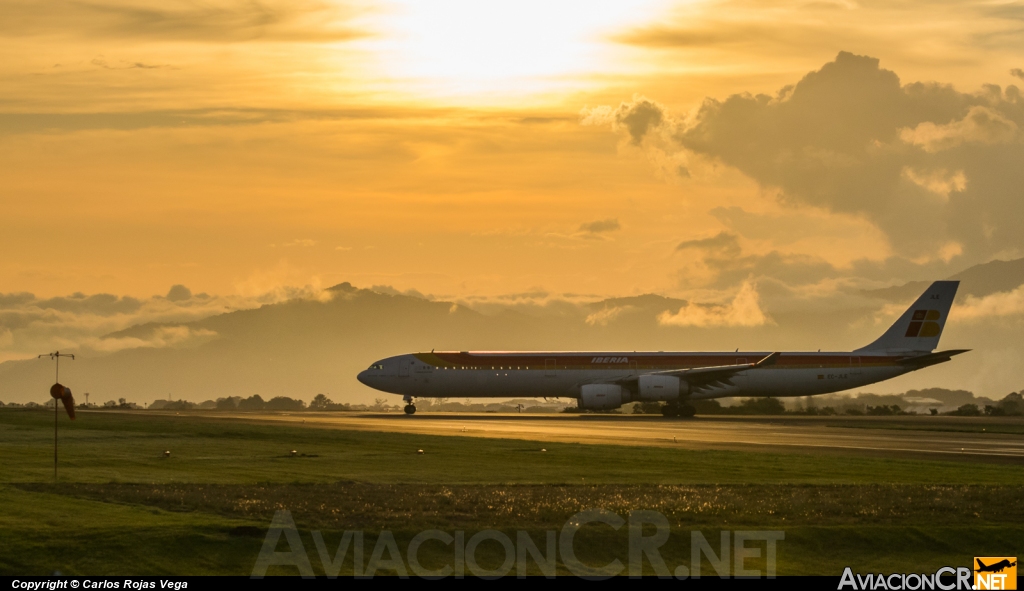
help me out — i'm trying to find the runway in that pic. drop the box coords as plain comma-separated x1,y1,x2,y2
205,412,1024,464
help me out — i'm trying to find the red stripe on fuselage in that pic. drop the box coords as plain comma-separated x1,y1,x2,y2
420,351,899,369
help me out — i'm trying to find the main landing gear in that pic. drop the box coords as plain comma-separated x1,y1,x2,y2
403,396,416,415
661,401,696,418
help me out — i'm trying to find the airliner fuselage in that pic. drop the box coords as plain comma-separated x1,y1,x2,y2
356,281,968,416
359,351,910,399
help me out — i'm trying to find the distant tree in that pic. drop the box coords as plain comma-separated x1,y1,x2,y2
373,398,388,411
999,392,1023,416
215,397,238,410
310,394,332,411
164,400,195,411
845,408,864,416
266,396,305,411
692,399,723,414
737,397,786,415
867,404,899,416
952,403,981,416
632,401,663,414
929,408,939,416
238,395,266,411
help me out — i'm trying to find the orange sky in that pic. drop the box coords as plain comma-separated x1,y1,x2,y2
2,0,1023,301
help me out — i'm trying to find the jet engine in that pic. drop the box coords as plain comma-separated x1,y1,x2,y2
638,375,688,401
579,384,626,410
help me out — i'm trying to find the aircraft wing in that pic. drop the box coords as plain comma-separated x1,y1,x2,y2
598,352,780,391
651,352,780,390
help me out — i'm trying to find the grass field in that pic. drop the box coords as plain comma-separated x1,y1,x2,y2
1,409,1021,576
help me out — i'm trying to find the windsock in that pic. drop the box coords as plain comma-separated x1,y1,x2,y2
49,383,76,420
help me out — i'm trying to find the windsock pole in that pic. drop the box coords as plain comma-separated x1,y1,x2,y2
39,351,74,482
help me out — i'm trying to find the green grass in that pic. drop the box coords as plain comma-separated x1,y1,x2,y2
827,418,1024,435
2,409,1021,485
1,409,1022,576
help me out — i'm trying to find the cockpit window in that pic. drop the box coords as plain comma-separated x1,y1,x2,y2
368,363,385,370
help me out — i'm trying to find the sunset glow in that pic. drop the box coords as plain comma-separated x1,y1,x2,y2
2,0,1024,396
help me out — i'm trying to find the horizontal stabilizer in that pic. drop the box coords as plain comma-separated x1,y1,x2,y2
896,349,970,367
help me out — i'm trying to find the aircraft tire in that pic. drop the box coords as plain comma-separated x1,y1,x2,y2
404,404,416,415
661,405,679,418
679,404,696,418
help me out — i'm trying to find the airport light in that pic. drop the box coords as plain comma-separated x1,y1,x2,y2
38,351,75,482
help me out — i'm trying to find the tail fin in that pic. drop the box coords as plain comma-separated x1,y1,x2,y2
856,280,959,353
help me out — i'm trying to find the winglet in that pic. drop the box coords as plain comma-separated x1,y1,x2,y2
753,352,780,368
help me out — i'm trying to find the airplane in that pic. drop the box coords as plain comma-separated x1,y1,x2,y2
357,281,968,417
976,558,1016,573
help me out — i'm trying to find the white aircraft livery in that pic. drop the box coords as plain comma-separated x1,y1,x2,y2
357,281,968,416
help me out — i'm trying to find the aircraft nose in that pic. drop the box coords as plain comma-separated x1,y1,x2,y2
357,370,370,386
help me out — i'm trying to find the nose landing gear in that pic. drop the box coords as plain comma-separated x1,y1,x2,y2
403,395,416,415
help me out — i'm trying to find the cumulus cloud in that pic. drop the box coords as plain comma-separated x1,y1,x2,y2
657,282,771,327
588,51,1024,267
580,95,670,145
581,95,692,179
165,285,193,302
900,106,1018,153
953,285,1024,321
1012,68,1024,81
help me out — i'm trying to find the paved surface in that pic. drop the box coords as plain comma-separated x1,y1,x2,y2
205,412,1024,464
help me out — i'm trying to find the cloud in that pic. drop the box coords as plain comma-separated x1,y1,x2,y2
953,285,1024,321
369,285,429,300
89,326,218,352
585,306,629,326
33,293,144,316
0,0,364,43
588,51,1024,266
900,106,1018,153
91,57,167,70
1012,68,1024,81
165,285,192,302
0,283,334,362
676,231,741,257
282,238,316,247
900,167,967,197
578,218,621,235
657,282,771,327
580,95,670,145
